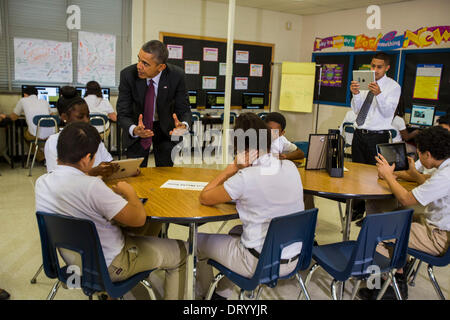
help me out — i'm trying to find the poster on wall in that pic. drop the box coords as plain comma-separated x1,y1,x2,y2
78,31,116,87
219,62,227,76
185,60,200,74
413,64,443,100
14,37,73,82
203,47,218,62
235,50,249,64
235,77,248,90
202,76,217,89
250,64,263,77
167,44,183,59
320,64,343,87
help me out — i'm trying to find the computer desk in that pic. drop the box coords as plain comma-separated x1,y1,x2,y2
106,167,237,300
298,161,417,241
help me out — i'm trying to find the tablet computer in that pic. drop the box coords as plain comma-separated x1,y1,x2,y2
106,157,144,180
376,142,409,171
353,70,375,90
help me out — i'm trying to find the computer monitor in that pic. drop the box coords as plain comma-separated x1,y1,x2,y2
76,87,110,100
188,90,197,109
242,92,265,109
206,91,225,109
409,104,436,127
21,85,60,108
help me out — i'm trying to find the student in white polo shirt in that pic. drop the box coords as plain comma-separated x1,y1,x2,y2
44,91,117,178
359,126,450,300
35,121,187,299
196,113,305,300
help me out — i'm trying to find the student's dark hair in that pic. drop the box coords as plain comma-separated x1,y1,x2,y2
437,113,450,126
264,112,287,131
23,86,38,96
394,95,405,118
56,86,78,115
85,81,103,98
57,122,101,164
373,52,390,66
141,40,169,65
233,112,271,154
415,126,450,160
57,97,88,118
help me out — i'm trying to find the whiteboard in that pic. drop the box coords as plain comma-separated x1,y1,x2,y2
77,31,116,87
14,37,73,83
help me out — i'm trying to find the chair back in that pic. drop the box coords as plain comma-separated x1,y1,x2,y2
251,208,318,288
32,115,60,141
348,209,413,277
343,122,355,134
389,129,397,143
36,211,113,296
191,111,201,122
89,113,109,132
257,112,268,120
293,141,309,158
220,112,237,124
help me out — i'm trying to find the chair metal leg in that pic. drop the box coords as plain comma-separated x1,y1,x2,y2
28,144,38,176
409,260,422,287
337,202,345,234
331,279,339,300
25,142,33,168
296,273,311,300
239,289,245,300
30,264,43,284
405,258,418,282
427,265,445,300
47,280,61,300
350,279,362,300
376,270,396,300
390,272,403,300
298,263,319,300
205,273,225,300
141,279,157,300
255,285,264,300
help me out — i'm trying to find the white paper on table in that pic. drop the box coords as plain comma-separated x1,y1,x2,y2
235,77,248,90
185,60,200,74
160,180,208,191
344,166,349,172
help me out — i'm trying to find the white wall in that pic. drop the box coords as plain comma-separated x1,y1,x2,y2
292,0,450,142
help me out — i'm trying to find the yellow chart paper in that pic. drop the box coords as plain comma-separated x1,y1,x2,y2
279,62,316,112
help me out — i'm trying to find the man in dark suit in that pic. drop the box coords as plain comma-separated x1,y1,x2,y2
117,40,192,167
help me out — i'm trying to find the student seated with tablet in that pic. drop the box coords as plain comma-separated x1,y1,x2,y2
44,87,118,178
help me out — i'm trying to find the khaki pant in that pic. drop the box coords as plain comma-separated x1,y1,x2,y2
196,233,298,299
108,234,188,300
24,130,45,161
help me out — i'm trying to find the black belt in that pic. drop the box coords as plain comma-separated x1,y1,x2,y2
248,248,300,264
356,129,390,135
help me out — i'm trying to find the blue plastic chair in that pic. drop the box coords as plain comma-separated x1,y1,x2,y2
191,111,201,123
35,211,157,300
220,112,237,125
205,208,318,300
257,112,268,120
406,247,450,300
389,129,397,142
304,209,413,300
293,141,309,158
26,115,60,176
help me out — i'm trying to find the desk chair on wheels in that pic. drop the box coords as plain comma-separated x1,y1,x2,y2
35,211,157,300
205,208,318,300
302,209,413,300
26,115,60,176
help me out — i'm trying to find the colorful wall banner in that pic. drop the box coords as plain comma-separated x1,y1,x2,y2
313,25,450,52
320,64,343,87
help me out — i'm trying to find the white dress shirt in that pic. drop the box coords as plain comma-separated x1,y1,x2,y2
351,75,401,131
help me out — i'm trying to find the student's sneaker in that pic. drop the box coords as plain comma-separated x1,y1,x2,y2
358,273,408,300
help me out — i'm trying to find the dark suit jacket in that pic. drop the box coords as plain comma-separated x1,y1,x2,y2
117,63,192,149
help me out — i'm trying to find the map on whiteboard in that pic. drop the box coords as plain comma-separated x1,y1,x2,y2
14,38,73,83
77,31,116,87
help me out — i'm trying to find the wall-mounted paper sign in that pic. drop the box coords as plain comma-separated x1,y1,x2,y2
413,64,443,100
235,77,248,90
250,64,263,77
185,60,200,74
167,44,183,59
203,47,218,61
203,76,217,89
219,62,227,76
235,50,249,64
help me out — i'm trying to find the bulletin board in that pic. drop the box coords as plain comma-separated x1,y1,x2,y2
160,32,274,109
398,48,450,115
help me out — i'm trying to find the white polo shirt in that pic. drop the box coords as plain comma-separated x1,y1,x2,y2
84,95,115,132
44,131,113,173
415,159,437,175
13,95,54,139
270,135,298,156
391,116,406,143
35,165,127,266
351,75,401,131
412,158,450,231
224,153,304,258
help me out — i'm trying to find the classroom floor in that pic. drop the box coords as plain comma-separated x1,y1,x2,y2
0,154,448,301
